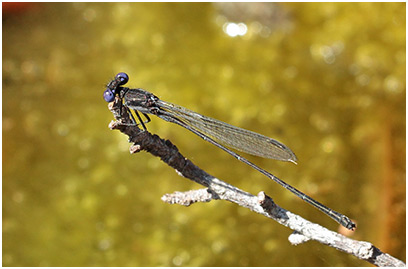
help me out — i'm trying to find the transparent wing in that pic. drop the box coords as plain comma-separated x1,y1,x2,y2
157,100,297,163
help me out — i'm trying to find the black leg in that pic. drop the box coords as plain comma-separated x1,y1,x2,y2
142,113,151,124
134,110,148,131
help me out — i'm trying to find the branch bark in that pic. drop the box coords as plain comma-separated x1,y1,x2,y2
107,99,405,267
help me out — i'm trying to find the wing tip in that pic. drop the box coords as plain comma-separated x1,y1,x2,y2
287,151,298,165
289,158,298,165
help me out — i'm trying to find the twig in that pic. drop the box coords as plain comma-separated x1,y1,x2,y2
107,98,405,267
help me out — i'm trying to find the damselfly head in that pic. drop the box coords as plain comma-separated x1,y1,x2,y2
103,72,130,102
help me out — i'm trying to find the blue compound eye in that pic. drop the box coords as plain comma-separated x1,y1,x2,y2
116,72,129,85
103,89,115,102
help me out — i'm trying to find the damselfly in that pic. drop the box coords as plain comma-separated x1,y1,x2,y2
104,72,355,230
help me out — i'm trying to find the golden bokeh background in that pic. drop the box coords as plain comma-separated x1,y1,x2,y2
3,2,405,266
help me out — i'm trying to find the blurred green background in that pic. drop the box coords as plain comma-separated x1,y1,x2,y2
2,2,405,266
